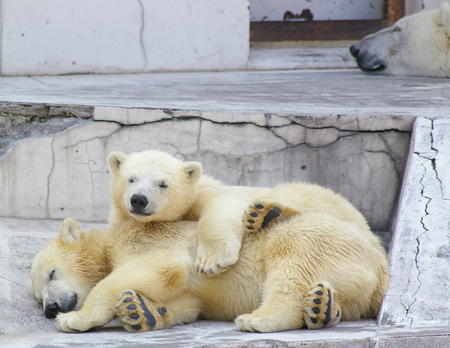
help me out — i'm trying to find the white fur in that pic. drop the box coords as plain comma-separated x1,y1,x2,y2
350,2,450,77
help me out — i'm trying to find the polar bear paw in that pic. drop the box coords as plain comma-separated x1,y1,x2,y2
244,200,301,234
56,311,98,333
116,290,165,333
304,282,341,329
235,313,278,333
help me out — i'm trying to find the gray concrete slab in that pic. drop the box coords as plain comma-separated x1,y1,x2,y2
0,70,449,117
1,217,450,348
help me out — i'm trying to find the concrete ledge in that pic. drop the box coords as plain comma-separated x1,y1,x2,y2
380,117,450,327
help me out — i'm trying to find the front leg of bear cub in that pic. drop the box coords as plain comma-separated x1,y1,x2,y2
56,260,191,332
195,193,250,275
117,290,201,332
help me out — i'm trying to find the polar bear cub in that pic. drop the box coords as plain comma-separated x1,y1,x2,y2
108,150,273,275
350,2,450,77
32,184,389,333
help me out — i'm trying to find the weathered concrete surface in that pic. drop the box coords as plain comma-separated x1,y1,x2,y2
0,113,411,244
0,102,93,158
0,70,450,347
248,47,357,70
2,217,450,348
0,70,448,117
379,117,450,327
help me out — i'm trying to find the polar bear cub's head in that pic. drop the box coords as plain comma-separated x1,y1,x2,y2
350,2,450,77
31,218,98,318
108,150,203,223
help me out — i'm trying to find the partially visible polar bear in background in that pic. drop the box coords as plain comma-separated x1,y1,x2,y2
350,2,450,77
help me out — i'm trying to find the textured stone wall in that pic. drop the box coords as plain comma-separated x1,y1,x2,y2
0,106,413,247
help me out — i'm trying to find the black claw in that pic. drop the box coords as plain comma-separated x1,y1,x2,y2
336,310,340,317
127,304,137,310
312,307,320,314
130,313,139,320
317,284,324,287
250,212,258,218
132,324,142,331
313,299,321,305
255,204,264,209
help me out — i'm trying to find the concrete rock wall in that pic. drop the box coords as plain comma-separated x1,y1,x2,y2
0,107,412,247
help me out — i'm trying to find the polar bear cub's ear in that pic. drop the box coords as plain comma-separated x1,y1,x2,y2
108,151,128,176
60,218,82,244
183,161,203,182
440,2,450,28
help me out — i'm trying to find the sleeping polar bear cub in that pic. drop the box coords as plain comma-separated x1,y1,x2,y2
350,2,450,77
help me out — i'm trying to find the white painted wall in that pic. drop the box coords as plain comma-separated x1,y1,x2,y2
0,0,249,76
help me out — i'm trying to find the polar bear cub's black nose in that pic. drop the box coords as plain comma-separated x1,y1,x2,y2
45,302,59,318
130,194,149,211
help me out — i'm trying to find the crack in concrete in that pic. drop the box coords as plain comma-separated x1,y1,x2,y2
45,137,56,219
136,0,147,70
85,146,96,209
98,113,411,135
402,118,439,326
0,274,31,290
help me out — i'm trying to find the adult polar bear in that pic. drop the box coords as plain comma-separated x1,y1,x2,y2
350,2,450,77
31,150,389,333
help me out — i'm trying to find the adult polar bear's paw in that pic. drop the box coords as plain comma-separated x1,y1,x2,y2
116,290,165,333
244,200,301,234
304,282,341,329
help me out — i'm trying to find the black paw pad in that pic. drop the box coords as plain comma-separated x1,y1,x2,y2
250,212,258,218
132,324,142,331
124,297,133,303
136,294,156,329
158,307,167,317
261,207,282,229
322,290,332,327
127,304,137,310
